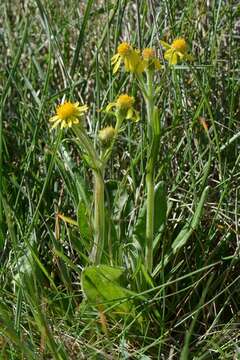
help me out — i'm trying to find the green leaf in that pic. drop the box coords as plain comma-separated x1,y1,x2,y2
81,265,138,315
77,201,92,240
133,200,146,245
171,186,209,254
154,181,167,234
133,181,167,244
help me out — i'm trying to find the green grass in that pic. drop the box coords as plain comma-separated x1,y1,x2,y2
1,0,240,359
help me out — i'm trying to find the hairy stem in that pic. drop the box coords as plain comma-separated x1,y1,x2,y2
90,169,105,264
145,169,154,271
73,126,105,264
144,70,160,273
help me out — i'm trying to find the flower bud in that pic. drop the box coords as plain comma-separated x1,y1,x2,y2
98,126,116,144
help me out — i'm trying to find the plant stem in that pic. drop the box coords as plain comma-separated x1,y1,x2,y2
145,169,154,272
146,70,154,139
73,126,105,264
144,70,160,273
73,127,100,170
100,115,123,264
91,169,105,264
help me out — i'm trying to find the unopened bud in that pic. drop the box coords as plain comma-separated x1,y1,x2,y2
98,126,116,143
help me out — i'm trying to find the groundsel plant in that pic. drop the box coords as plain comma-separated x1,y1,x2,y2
49,37,192,273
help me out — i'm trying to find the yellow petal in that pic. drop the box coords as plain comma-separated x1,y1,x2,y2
113,57,122,74
126,108,133,119
111,53,120,65
136,60,146,73
164,49,173,60
169,52,178,65
105,102,116,112
51,119,62,129
128,50,142,72
176,51,184,59
160,40,171,49
49,115,59,123
61,120,66,129
124,58,130,72
132,109,140,122
164,49,178,65
78,104,88,112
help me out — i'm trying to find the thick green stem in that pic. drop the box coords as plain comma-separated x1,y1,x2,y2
73,126,105,264
73,127,100,170
91,170,105,264
146,70,154,139
100,115,123,264
145,169,154,272
144,70,160,273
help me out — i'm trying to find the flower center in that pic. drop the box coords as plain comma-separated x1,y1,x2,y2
117,42,132,57
116,94,134,110
142,48,155,60
172,38,187,52
57,102,77,119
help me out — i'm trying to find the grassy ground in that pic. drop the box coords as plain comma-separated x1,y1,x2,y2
1,0,240,359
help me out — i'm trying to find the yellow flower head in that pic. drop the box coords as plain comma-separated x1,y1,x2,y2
49,101,88,129
142,48,161,70
111,42,145,74
116,94,134,110
117,42,132,56
106,94,139,122
98,126,116,143
172,38,187,52
142,48,155,60
160,37,192,65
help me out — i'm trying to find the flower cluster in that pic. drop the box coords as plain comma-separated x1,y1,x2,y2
49,37,192,130
111,42,145,74
111,37,192,74
111,42,162,74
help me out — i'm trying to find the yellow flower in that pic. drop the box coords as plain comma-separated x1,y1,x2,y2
111,42,145,74
160,38,192,65
98,126,116,143
106,94,140,122
49,101,88,129
142,48,161,70
116,94,134,109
